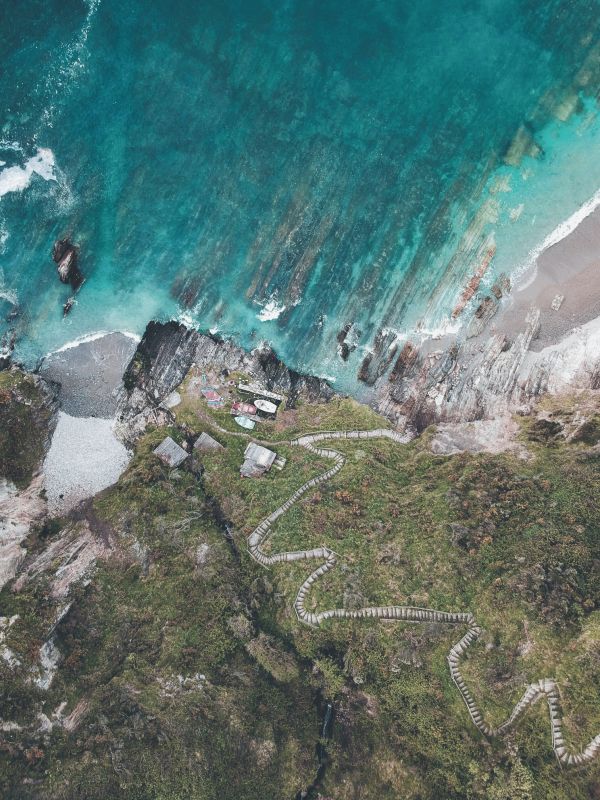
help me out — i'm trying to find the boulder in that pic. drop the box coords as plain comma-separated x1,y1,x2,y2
52,238,84,290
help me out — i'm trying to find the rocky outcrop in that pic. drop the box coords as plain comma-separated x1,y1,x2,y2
428,417,528,458
0,370,58,588
119,321,335,427
52,237,84,291
373,311,600,431
0,475,47,591
12,520,112,598
337,323,361,361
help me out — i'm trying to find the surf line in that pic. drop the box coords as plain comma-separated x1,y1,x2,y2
246,428,600,767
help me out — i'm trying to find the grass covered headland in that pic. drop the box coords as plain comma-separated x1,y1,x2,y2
1,370,600,799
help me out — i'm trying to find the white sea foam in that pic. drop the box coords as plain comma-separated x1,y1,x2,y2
0,140,24,155
0,267,17,306
51,329,140,355
514,185,600,291
177,310,195,328
380,316,463,346
0,289,17,306
257,299,286,322
0,148,56,199
36,0,102,129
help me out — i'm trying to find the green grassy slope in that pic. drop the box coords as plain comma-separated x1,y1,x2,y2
1,373,599,799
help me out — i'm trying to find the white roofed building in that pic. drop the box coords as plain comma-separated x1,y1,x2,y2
240,442,277,478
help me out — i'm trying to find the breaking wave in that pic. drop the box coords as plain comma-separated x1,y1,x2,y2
0,148,56,199
515,185,600,291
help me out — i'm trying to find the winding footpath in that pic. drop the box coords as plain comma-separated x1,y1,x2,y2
243,428,600,767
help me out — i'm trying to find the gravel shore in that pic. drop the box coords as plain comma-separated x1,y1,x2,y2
43,412,130,514
39,331,138,417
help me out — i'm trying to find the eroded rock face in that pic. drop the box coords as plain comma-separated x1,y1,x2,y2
0,475,47,591
52,238,84,290
13,520,112,599
119,321,335,428
374,312,600,430
429,417,528,458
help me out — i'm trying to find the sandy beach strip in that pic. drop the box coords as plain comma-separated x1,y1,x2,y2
39,331,139,514
494,206,600,350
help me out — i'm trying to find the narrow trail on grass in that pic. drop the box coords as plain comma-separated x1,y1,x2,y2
240,428,600,767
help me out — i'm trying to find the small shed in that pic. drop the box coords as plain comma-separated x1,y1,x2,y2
194,432,224,453
154,436,189,468
240,442,277,478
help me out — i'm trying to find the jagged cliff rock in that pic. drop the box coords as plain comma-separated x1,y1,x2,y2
119,321,335,427
52,238,84,291
374,311,600,431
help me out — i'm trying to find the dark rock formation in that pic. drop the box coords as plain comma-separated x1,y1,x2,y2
119,321,335,429
337,323,361,361
52,238,84,291
63,297,75,317
358,330,398,386
52,238,71,264
466,295,499,339
389,341,419,383
0,330,16,371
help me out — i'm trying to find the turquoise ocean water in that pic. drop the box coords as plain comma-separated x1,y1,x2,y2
1,0,600,391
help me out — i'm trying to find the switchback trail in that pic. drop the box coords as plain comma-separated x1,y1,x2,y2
241,428,600,767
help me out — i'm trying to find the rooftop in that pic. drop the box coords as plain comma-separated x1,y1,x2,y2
153,436,189,468
194,432,224,452
240,442,277,478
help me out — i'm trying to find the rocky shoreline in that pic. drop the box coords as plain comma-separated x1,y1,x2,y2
366,209,600,430
117,320,336,441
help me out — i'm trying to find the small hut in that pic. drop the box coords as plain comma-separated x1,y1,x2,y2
194,432,224,453
153,436,189,467
240,442,277,478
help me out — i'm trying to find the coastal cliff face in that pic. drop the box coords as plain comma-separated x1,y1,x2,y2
0,368,58,593
370,308,600,431
116,290,600,442
118,321,335,437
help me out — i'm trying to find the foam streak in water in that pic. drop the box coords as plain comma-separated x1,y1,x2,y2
0,148,56,199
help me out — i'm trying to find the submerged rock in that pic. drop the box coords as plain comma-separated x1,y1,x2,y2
63,297,75,317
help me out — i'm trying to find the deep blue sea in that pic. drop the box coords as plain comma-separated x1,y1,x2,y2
1,0,600,390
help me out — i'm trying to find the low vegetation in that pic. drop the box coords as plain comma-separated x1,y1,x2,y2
0,369,55,487
1,370,599,799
